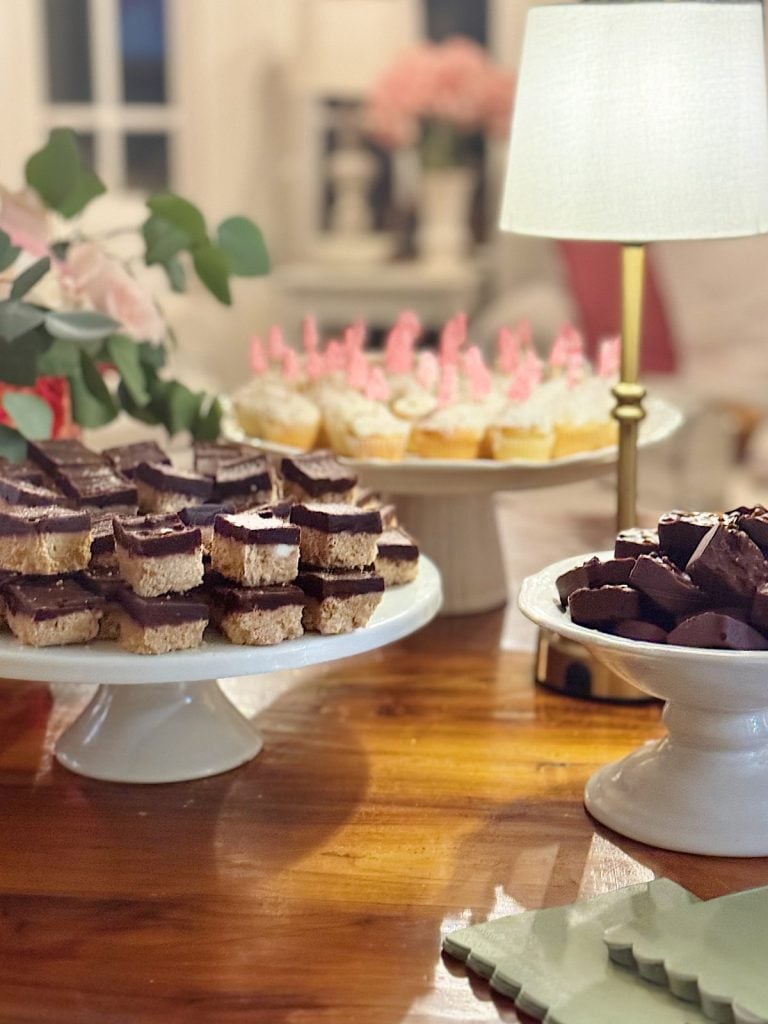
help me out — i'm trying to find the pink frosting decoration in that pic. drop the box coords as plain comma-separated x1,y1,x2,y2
306,350,325,381
365,366,390,402
497,326,520,375
325,339,346,374
517,317,533,349
399,309,422,337
439,313,467,367
416,350,439,392
598,335,621,378
302,314,319,353
268,325,286,363
507,371,533,403
463,345,492,400
249,335,268,374
346,349,369,391
566,352,586,389
282,347,301,383
385,311,421,374
523,347,543,386
437,363,459,408
344,319,366,357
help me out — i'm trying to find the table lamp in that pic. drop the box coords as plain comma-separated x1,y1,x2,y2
500,0,768,699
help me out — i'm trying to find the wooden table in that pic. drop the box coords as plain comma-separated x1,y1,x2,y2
1,607,767,1023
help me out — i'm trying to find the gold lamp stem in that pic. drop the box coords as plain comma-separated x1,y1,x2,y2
613,243,647,531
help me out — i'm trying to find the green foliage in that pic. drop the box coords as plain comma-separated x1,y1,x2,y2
0,127,262,447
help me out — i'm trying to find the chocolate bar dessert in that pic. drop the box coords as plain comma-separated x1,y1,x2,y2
79,568,127,641
0,458,45,486
102,441,171,479
280,451,357,504
115,588,208,655
89,514,117,570
27,438,105,475
0,506,91,575
4,577,104,647
134,462,213,513
375,528,419,586
114,514,204,597
193,441,248,476
208,581,305,645
297,568,384,634
210,510,300,586
210,453,274,509
0,476,64,509
290,502,382,570
55,464,138,511
178,503,231,555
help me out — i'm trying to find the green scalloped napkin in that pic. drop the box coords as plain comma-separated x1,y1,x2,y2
443,878,705,1024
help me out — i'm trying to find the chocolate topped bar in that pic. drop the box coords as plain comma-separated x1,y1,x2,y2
0,459,45,485
102,441,171,479
178,503,231,529
3,577,103,621
296,568,385,600
193,441,248,476
658,510,721,567
214,510,299,545
55,465,138,508
290,502,382,535
79,567,126,601
0,505,89,536
211,453,273,502
209,582,306,613
116,588,209,628
614,528,659,559
114,514,202,556
27,438,104,475
0,476,64,508
377,528,419,562
134,461,213,499
280,451,357,498
90,515,116,559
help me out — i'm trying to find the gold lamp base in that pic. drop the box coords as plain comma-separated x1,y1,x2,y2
535,629,656,703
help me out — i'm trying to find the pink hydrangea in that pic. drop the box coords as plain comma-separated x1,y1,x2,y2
0,186,50,259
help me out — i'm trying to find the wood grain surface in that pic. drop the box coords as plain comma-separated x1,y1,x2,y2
1,605,766,1024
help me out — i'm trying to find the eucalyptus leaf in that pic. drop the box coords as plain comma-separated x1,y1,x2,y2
117,379,161,425
162,254,187,293
36,338,83,376
0,301,46,343
137,341,166,370
0,331,52,385
1,392,53,440
142,213,191,265
45,309,120,343
194,396,222,441
164,381,204,436
106,334,149,405
0,424,27,463
68,352,118,427
0,229,21,273
25,128,105,218
217,216,270,276
10,256,51,300
192,241,231,305
147,193,207,242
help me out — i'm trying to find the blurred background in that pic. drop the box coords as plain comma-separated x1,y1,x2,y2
2,0,768,511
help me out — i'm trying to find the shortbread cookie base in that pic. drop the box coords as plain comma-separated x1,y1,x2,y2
302,592,382,634
299,527,378,570
117,614,206,655
6,608,101,647
116,548,204,598
211,534,298,586
136,479,204,514
375,556,419,587
0,531,90,575
219,605,304,646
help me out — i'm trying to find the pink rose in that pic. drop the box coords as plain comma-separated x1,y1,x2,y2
65,243,165,343
0,186,50,259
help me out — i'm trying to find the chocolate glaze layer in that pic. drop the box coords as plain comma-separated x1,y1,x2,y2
210,583,306,614
103,441,171,479
114,515,202,556
280,452,357,497
28,439,104,474
193,442,248,476
658,510,721,566
55,465,138,507
135,462,213,499
212,454,272,500
296,569,384,600
290,502,382,536
0,476,64,507
214,511,299,545
179,504,231,528
90,515,116,557
667,611,768,650
4,577,104,621
116,588,209,628
0,506,89,536
0,458,45,485
376,529,419,562
78,568,127,600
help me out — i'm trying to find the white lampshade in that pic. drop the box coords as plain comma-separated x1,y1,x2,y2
299,0,421,96
500,1,768,241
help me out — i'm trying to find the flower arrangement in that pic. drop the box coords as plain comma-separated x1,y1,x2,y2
364,36,515,169
0,128,269,461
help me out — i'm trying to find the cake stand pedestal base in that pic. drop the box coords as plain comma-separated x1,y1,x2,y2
536,630,654,703
55,680,263,784
393,492,506,615
585,701,768,857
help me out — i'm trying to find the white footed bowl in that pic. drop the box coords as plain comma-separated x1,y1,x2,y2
520,552,768,857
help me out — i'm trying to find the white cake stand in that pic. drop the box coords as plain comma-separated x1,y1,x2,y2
520,552,768,857
224,397,682,615
0,558,441,785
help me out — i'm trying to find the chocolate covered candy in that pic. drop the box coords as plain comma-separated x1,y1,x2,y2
686,524,768,606
667,612,768,651
568,585,643,628
629,554,706,617
614,528,659,558
658,510,721,567
613,619,668,644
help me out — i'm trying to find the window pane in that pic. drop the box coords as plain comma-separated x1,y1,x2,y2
75,132,96,170
120,0,167,103
425,0,487,44
44,0,92,102
125,133,168,191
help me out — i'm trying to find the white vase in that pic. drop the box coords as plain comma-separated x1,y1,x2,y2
416,166,475,266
